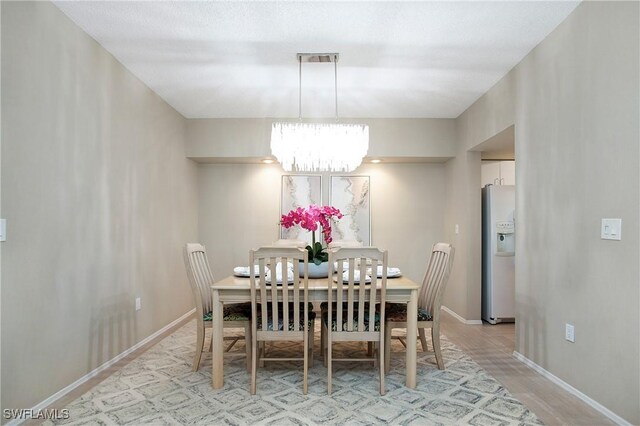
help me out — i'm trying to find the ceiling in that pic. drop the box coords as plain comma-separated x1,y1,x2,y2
54,1,579,119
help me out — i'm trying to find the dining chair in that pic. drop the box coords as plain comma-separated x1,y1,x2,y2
327,240,364,249
323,247,388,395
384,242,454,373
249,247,314,395
183,243,252,372
321,240,365,357
272,239,307,248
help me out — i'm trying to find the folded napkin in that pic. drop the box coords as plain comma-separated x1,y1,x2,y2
234,262,294,279
233,266,259,277
265,267,295,284
369,266,402,277
334,269,371,284
265,262,295,283
254,262,295,283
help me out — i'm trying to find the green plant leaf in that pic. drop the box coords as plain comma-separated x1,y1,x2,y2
317,252,329,263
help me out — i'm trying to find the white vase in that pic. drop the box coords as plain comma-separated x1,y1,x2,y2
300,261,330,278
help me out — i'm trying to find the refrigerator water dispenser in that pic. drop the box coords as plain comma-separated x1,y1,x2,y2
496,221,514,255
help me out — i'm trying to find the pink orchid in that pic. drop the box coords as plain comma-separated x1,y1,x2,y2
280,204,343,255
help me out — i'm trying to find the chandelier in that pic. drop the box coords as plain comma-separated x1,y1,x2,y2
270,53,369,172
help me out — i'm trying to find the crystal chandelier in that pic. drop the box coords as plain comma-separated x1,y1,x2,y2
271,53,369,172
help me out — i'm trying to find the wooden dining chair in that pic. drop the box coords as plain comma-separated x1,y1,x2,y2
384,242,454,373
249,247,314,395
183,243,252,372
323,247,388,395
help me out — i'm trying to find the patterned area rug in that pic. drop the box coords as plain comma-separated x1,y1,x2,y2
44,319,543,425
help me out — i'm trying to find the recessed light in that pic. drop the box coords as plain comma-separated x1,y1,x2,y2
262,158,275,164
370,159,382,164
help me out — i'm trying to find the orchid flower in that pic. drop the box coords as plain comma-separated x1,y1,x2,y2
280,205,343,264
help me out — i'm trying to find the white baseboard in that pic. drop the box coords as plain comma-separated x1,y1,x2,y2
512,351,631,426
441,306,483,325
6,309,195,426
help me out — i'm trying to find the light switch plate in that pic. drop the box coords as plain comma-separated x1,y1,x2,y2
0,219,6,242
565,324,575,343
601,218,622,240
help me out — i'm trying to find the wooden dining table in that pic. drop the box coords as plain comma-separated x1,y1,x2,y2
210,274,420,390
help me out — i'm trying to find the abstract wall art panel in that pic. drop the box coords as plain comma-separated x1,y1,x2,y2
280,175,322,243
329,175,371,245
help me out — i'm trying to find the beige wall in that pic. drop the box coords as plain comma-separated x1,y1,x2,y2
187,118,456,161
0,2,3,412
514,2,639,423
451,2,639,422
198,163,446,286
1,1,198,414
443,148,482,321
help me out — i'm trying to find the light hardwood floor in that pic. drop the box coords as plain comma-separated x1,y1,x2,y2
439,312,614,426
29,311,615,425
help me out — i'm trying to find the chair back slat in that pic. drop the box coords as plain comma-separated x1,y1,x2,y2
347,262,355,331
418,243,455,320
357,258,367,331
369,259,378,327
250,247,308,334
328,247,387,333
270,257,278,331
336,260,344,331
184,244,215,319
293,261,300,328
281,260,289,328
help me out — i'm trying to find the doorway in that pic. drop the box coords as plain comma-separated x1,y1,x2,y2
475,126,516,329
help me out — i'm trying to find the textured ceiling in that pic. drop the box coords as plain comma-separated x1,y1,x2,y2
54,1,580,119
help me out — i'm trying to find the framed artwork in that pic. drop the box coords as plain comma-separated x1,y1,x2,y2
329,175,371,245
280,175,322,243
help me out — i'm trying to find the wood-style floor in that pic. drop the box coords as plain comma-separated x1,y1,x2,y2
440,312,614,425
31,311,614,425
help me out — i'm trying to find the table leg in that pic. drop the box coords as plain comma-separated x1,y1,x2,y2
211,289,224,389
406,288,417,388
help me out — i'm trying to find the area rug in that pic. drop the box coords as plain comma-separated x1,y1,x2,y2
44,319,543,425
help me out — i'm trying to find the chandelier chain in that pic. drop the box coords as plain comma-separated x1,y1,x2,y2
334,54,339,122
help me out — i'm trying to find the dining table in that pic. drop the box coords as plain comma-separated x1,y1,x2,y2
210,274,420,390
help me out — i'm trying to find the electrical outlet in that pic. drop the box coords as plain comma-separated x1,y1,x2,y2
455,224,459,235
135,297,142,311
565,323,575,343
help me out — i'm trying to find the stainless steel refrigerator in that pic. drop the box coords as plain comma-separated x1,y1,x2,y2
482,184,515,324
